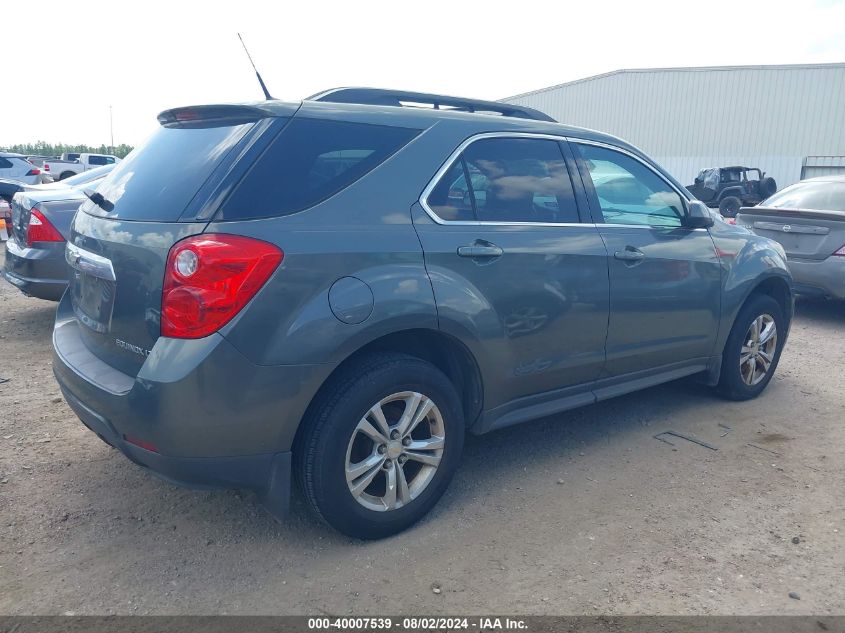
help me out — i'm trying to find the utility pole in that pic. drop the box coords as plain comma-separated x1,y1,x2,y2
109,105,114,154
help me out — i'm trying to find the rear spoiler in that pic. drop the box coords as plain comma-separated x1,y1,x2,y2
0,179,24,204
738,206,845,222
157,103,299,128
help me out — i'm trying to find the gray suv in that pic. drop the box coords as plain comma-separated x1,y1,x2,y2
52,89,793,538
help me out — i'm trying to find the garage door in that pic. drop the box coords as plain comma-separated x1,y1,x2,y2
802,156,845,179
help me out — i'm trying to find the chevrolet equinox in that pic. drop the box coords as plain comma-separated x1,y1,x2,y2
52,89,793,538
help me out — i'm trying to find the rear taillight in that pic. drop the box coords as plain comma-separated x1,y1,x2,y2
833,245,845,257
27,208,65,246
25,167,41,176
43,163,50,172
161,234,283,339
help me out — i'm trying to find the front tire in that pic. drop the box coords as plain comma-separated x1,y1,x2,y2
719,196,741,217
717,294,786,400
295,353,464,539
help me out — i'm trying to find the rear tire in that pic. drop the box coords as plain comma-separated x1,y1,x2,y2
718,196,741,217
295,353,464,539
717,294,786,401
59,171,75,180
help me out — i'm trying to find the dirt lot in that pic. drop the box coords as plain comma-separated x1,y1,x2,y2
1,249,843,616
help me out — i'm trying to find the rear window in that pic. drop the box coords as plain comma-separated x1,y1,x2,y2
80,123,253,221
217,118,420,221
762,181,845,212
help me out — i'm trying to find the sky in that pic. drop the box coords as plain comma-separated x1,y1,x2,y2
1,0,844,148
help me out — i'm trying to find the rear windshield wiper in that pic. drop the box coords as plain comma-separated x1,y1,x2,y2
83,188,115,213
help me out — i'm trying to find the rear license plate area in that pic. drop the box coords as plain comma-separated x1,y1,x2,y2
70,270,116,333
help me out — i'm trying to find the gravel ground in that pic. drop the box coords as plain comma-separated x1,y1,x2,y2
0,249,843,615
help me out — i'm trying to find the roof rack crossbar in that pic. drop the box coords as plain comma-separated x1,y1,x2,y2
308,88,556,122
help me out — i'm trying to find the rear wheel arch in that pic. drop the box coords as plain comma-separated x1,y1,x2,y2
295,329,484,446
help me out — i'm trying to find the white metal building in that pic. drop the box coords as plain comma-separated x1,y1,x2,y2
506,63,845,189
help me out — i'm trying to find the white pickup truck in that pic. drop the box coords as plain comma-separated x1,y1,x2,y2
43,153,120,180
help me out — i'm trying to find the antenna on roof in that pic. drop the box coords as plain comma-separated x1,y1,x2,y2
237,33,274,101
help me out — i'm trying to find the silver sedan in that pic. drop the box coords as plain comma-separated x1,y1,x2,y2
737,176,845,299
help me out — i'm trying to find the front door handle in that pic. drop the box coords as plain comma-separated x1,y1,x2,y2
457,243,504,259
614,247,645,262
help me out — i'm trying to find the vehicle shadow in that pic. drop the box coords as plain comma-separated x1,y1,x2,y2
794,296,845,326
47,373,718,555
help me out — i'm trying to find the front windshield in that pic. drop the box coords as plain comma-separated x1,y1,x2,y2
762,180,845,212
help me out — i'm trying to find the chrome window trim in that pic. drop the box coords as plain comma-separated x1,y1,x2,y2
418,132,692,228
419,132,587,227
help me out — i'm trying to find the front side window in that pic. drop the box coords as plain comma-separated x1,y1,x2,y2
426,137,580,223
575,144,685,227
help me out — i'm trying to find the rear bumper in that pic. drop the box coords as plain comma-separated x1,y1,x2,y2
787,256,845,300
60,384,290,492
2,238,68,301
51,293,335,517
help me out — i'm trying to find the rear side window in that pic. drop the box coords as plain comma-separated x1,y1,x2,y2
763,181,845,212
426,137,579,223
80,123,253,221
218,118,420,221
88,155,114,166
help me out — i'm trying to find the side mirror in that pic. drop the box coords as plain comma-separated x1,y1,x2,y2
685,200,714,229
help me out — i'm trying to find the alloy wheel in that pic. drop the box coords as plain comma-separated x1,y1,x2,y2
344,391,445,512
739,313,777,386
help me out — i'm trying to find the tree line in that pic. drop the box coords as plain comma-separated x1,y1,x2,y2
2,142,134,159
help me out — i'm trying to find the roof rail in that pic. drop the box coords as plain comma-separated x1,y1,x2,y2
307,87,556,123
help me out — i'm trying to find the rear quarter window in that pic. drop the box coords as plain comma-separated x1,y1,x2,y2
217,118,420,221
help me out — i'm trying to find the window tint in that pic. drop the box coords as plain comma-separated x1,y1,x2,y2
0,158,12,169
576,144,685,227
464,138,578,223
426,159,475,221
88,155,108,166
425,137,580,223
80,122,254,221
762,181,845,212
219,118,420,220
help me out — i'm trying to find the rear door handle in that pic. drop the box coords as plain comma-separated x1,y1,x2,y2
457,244,504,258
614,248,645,262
